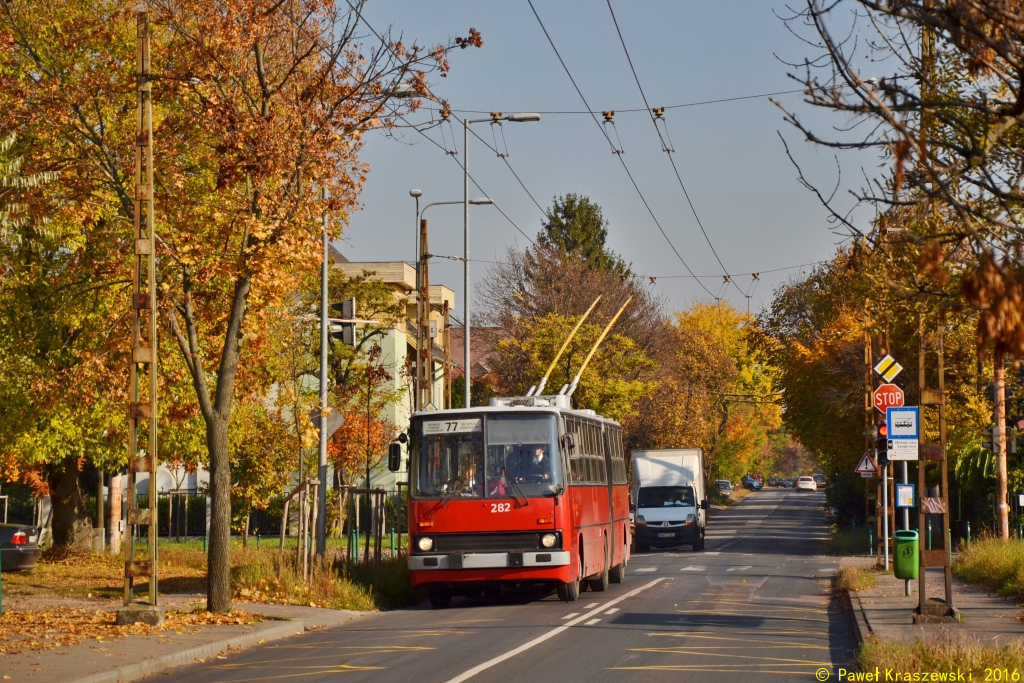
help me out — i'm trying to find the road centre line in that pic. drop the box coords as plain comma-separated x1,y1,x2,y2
635,567,656,572
444,578,665,683
725,566,752,572
679,566,706,572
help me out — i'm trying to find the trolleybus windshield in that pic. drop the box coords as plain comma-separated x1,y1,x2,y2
415,414,563,499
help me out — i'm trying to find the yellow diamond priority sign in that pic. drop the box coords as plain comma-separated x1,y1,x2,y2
874,354,903,382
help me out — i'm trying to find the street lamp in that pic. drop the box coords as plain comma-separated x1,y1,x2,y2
413,197,493,410
463,113,540,406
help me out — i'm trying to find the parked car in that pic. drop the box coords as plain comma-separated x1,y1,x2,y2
713,479,733,496
824,506,838,523
741,475,762,491
767,477,786,488
0,523,41,571
795,476,818,492
812,473,827,490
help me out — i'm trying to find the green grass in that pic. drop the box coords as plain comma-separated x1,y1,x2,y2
855,638,1024,675
953,537,1024,600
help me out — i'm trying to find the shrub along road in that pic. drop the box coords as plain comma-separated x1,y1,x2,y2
166,489,856,682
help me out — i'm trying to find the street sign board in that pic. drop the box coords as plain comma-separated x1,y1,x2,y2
873,383,905,412
855,452,877,475
310,409,344,438
874,354,904,382
886,406,919,439
896,483,915,508
887,438,919,461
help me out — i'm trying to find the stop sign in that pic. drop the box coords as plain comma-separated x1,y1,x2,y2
873,383,905,412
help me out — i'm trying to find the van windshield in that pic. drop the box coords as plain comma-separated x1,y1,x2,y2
637,486,695,508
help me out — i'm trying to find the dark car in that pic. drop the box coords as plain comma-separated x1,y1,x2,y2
741,475,762,491
768,477,786,488
1,523,42,571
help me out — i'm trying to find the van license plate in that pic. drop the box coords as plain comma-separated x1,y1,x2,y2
657,532,674,538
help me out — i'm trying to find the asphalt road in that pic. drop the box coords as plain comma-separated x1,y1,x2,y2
165,488,855,682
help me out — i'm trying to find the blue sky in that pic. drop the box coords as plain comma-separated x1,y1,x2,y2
342,1,880,318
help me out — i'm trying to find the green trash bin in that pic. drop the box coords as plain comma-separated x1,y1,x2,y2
893,530,919,580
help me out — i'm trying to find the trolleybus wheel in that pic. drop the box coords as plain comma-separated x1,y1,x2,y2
610,530,628,583
428,587,452,609
557,554,582,602
589,539,610,592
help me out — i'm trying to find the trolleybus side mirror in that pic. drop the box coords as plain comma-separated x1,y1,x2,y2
561,433,578,455
388,442,402,472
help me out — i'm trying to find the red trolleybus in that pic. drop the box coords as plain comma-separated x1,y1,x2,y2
406,394,631,607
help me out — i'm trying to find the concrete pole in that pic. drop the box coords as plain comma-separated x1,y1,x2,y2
463,118,471,407
316,192,328,557
996,355,1009,538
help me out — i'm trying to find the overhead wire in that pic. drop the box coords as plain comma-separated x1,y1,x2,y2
526,0,716,298
417,89,806,116
606,0,745,299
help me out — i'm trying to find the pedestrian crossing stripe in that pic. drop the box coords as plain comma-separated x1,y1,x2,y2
873,355,903,382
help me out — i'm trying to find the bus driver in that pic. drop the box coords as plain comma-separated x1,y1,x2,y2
512,446,551,483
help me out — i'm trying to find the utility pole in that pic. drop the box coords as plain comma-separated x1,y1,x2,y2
316,188,329,557
417,219,433,410
996,355,1009,538
120,11,162,626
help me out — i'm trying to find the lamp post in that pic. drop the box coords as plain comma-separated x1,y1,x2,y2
415,198,493,411
463,113,540,406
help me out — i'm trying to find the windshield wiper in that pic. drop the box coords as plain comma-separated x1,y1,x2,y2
502,466,529,507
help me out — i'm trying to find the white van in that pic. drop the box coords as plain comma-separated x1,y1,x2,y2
631,449,707,552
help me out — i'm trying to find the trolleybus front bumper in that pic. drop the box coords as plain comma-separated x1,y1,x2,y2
408,550,570,571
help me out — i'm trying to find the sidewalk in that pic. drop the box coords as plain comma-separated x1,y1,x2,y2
0,593,367,682
841,555,1024,645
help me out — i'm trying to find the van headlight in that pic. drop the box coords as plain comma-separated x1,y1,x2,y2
685,513,696,526
635,515,646,527
417,536,434,552
541,533,557,549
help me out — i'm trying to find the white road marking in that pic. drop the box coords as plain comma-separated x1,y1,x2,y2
604,608,620,615
703,551,721,555
584,602,599,608
584,618,601,626
444,578,665,683
680,566,706,572
725,565,753,572
635,567,656,573
561,612,579,620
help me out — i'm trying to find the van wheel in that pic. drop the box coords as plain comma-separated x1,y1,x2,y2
428,587,452,609
557,554,582,602
692,535,704,552
636,542,650,553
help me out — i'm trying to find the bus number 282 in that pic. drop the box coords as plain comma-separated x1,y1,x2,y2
490,503,511,513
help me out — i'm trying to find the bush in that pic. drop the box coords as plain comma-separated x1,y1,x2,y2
857,638,1024,675
953,537,1024,600
836,566,877,592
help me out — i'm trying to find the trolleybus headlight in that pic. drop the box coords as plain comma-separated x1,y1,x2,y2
541,533,557,549
417,536,434,552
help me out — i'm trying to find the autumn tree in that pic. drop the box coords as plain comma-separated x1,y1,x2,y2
0,0,481,611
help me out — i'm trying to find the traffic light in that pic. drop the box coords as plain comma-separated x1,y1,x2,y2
982,427,998,454
876,424,889,467
330,297,356,346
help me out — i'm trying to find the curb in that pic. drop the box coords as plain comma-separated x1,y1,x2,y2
74,619,307,683
847,588,873,644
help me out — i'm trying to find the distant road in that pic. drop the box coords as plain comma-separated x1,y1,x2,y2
168,489,855,683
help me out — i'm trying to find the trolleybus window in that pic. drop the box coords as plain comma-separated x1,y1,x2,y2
416,418,485,498
486,414,562,497
414,414,562,498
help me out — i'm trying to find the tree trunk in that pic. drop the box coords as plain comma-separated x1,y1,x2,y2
109,472,122,554
47,457,92,551
206,416,233,612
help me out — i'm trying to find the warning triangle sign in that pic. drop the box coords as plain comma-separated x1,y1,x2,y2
855,452,878,475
